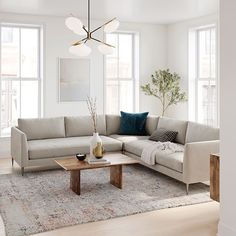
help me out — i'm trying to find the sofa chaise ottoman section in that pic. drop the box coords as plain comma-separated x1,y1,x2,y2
124,139,156,157
124,139,184,173
28,136,123,160
155,152,183,173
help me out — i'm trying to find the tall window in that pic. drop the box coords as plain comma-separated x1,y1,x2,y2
0,24,42,137
189,26,218,127
105,32,138,114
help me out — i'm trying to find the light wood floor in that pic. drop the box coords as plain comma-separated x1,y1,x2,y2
0,158,220,236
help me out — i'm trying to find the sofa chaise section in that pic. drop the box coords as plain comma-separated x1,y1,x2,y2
114,117,219,193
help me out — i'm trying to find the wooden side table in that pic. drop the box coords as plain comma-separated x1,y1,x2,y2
210,154,220,202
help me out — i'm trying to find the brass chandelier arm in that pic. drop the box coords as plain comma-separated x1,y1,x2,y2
72,37,87,46
91,37,115,48
68,0,117,51
90,17,117,34
83,26,88,33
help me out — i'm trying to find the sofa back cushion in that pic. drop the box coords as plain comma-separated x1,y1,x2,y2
18,117,65,140
106,114,159,136
65,115,106,137
145,116,159,135
106,115,121,135
119,111,149,135
185,121,220,143
157,117,188,144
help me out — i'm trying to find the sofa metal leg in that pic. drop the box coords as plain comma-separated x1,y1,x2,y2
21,167,24,176
186,184,189,195
11,157,14,166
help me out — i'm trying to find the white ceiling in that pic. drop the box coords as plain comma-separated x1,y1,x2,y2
0,0,218,24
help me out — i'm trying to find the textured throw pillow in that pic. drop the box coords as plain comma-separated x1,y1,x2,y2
119,111,149,135
149,128,178,142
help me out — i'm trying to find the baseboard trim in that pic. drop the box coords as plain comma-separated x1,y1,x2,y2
218,221,236,236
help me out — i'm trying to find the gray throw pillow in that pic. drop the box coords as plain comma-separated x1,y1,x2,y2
149,128,178,142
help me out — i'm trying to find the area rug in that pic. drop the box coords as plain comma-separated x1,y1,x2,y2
0,164,211,236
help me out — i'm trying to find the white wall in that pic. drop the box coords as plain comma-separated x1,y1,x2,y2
0,13,167,117
218,0,236,235
0,137,10,158
0,13,167,157
166,14,218,120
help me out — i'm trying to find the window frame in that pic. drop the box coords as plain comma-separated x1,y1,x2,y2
104,31,139,114
0,23,43,137
189,24,219,127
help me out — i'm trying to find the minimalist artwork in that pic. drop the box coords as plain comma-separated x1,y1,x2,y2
59,58,90,102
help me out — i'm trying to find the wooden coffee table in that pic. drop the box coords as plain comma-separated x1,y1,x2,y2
55,153,139,195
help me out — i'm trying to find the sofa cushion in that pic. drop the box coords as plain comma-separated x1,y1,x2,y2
28,136,122,160
124,139,184,172
145,116,159,135
106,115,159,136
18,117,65,141
106,115,120,135
155,152,183,173
185,121,220,143
149,128,178,142
157,117,188,144
119,111,149,135
125,139,156,156
65,115,106,137
110,135,150,144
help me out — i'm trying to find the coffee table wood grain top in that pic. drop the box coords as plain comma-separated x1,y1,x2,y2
55,152,139,171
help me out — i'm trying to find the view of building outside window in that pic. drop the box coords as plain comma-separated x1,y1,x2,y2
0,25,41,137
197,27,217,127
105,32,137,114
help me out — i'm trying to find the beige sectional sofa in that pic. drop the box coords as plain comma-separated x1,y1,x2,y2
11,115,219,193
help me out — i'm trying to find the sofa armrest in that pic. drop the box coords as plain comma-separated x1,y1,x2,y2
11,127,29,167
183,140,219,184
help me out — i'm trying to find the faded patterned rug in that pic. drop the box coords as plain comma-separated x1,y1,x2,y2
0,164,211,236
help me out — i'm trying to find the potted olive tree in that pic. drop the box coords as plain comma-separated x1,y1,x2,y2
141,69,187,116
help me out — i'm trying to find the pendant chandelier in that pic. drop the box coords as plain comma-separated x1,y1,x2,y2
65,0,120,57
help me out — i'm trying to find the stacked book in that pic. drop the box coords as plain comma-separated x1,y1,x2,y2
88,158,111,165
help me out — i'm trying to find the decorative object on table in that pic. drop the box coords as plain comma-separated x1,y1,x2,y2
86,97,104,159
87,158,110,165
141,69,187,116
59,58,90,102
76,153,87,161
119,111,149,135
65,0,119,56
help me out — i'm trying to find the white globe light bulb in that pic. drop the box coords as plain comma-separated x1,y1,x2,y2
73,28,87,36
104,19,120,33
65,16,84,34
69,44,91,57
98,44,114,55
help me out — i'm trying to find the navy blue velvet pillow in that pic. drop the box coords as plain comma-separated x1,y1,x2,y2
119,111,149,135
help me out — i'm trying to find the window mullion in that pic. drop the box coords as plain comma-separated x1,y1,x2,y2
0,26,2,137
196,30,200,123
117,34,120,113
38,28,41,117
132,33,135,112
19,27,22,118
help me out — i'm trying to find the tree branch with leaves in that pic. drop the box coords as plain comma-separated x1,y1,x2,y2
141,69,187,116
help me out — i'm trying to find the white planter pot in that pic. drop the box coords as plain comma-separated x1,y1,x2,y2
90,132,103,159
